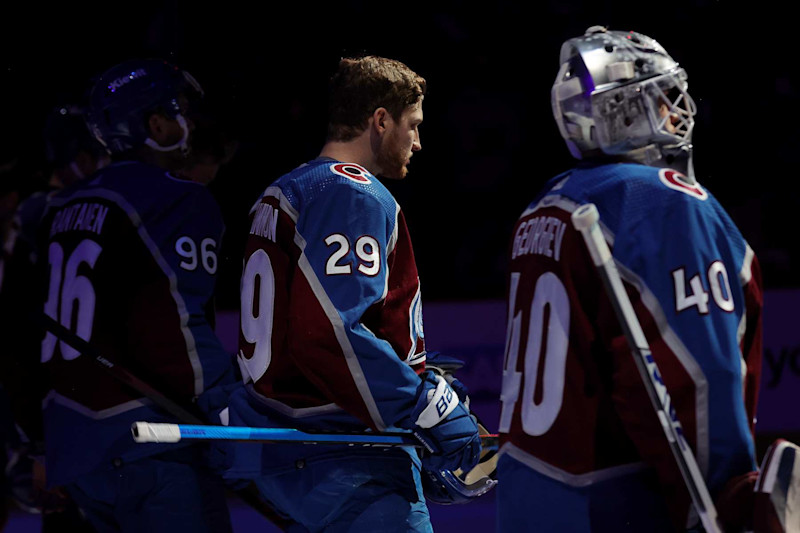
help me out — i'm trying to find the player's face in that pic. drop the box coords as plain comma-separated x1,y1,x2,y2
658,99,681,135
377,99,423,180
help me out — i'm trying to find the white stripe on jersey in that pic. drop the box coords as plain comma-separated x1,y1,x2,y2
293,221,388,431
614,258,711,477
252,186,300,223
499,442,650,487
43,390,149,420
520,195,616,247
246,385,346,418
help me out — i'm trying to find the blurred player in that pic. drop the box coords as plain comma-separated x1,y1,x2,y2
0,104,108,532
36,59,235,532
217,55,482,532
497,26,765,532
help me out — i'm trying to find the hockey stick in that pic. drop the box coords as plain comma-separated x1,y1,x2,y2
570,203,723,533
131,421,500,449
37,313,297,530
40,314,205,423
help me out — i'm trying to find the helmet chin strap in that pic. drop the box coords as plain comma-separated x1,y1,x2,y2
144,114,190,154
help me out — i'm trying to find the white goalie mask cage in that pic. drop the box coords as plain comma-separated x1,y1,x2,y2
551,26,696,173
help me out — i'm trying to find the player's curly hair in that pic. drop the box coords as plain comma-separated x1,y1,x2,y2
327,55,426,142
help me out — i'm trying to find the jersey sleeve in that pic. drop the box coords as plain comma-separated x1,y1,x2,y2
607,195,760,521
127,185,231,397
287,182,423,431
739,250,763,437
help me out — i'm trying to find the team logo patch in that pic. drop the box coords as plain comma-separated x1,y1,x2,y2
659,169,708,200
330,163,372,184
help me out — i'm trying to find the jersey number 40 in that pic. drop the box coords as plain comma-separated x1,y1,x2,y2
499,271,570,436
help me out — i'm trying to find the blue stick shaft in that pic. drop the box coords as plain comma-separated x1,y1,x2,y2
132,422,420,447
180,424,417,445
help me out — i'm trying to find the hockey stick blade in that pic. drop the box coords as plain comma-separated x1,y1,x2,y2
132,422,499,450
571,203,723,533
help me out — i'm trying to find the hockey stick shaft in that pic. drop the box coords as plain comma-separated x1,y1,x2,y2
133,422,420,446
132,421,500,449
39,313,205,424
571,204,722,533
38,313,292,527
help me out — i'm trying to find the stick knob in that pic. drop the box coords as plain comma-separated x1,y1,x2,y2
131,422,181,443
571,203,599,231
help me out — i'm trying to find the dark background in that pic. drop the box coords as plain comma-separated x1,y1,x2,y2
2,1,796,308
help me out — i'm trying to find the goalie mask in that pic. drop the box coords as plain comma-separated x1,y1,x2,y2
422,421,498,504
552,26,697,179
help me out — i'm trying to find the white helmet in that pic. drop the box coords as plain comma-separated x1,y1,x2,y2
552,26,697,178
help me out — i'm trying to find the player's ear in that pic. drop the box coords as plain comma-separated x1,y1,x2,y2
372,107,390,134
147,112,184,148
147,113,170,141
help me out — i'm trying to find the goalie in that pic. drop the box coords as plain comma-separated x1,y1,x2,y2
497,26,796,533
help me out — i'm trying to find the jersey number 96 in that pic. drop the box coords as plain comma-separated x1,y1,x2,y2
41,240,102,362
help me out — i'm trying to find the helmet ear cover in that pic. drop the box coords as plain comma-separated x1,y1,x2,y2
421,421,498,505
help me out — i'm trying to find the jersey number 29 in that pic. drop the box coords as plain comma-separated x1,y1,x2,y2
239,249,275,383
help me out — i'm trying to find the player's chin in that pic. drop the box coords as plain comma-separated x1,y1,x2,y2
381,164,409,180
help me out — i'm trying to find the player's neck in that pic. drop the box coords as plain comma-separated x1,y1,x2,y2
137,145,187,173
319,136,376,174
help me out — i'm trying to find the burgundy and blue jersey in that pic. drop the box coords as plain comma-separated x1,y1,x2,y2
498,162,762,530
224,158,426,474
39,161,234,486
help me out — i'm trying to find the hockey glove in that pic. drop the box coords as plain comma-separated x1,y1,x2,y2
425,351,470,408
404,370,481,474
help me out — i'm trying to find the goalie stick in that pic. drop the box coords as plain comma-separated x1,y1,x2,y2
570,203,723,533
132,421,500,450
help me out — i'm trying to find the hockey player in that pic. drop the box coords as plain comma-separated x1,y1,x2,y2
497,27,765,532
216,55,482,532
36,59,235,532
1,104,108,531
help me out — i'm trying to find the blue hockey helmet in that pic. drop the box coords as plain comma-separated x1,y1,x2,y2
85,58,204,155
422,421,498,504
